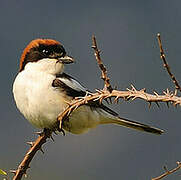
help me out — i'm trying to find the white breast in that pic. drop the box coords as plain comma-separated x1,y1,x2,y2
13,69,69,129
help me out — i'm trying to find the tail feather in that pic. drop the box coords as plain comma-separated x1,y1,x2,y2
93,104,164,135
100,116,164,135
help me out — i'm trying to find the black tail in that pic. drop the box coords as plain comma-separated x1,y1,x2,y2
100,115,164,135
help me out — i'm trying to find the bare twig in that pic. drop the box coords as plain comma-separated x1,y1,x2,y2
152,162,181,180
12,129,52,180
157,33,181,92
92,35,113,92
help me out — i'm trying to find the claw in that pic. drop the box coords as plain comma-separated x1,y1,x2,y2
27,141,34,147
53,131,58,135
61,129,65,136
57,127,66,136
50,135,55,142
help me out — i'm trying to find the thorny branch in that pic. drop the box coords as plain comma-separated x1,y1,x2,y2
157,33,181,92
152,162,181,180
12,129,52,180
13,35,181,180
57,85,181,123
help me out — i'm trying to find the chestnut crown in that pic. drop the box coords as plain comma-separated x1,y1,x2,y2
19,39,67,72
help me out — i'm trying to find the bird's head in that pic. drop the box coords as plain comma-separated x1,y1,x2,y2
19,39,74,74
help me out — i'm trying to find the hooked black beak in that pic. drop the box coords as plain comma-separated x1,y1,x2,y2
58,55,75,64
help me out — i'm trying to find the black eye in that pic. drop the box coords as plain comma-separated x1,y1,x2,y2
42,49,51,56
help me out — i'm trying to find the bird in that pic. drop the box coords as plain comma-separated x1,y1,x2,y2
13,39,164,135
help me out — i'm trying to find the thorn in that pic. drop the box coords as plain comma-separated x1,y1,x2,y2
93,97,101,101
157,33,160,37
126,95,132,101
95,89,102,94
66,109,72,116
163,165,169,172
131,84,136,91
61,129,66,136
99,97,104,104
64,100,71,106
126,87,131,92
10,170,17,174
125,96,130,101
74,105,80,111
163,90,166,95
35,131,44,136
39,147,44,154
148,101,152,108
140,88,146,92
131,96,137,101
154,91,159,96
105,98,110,104
174,89,178,96
155,102,160,108
108,97,112,104
27,141,34,147
166,88,169,94
114,97,119,104
114,85,118,90
166,102,169,108
86,91,94,96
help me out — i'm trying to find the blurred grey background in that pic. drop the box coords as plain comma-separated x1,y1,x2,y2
1,0,181,179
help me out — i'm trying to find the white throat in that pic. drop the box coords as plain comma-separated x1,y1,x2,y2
24,58,64,75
